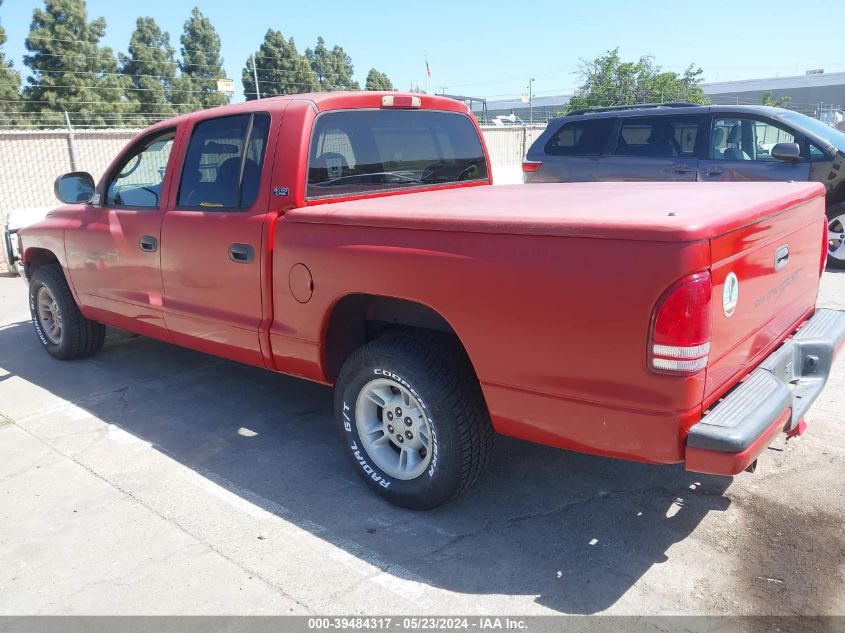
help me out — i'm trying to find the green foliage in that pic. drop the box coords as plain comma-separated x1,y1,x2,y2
565,48,708,113
241,29,318,99
761,90,790,108
23,0,129,126
0,0,23,125
120,17,177,123
175,7,227,110
365,68,393,91
305,37,359,91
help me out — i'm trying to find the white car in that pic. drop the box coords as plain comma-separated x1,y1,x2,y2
4,206,54,275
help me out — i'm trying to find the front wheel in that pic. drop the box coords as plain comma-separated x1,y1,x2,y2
827,203,845,270
335,332,494,510
28,264,105,360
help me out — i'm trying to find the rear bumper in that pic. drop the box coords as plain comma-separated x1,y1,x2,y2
685,308,845,476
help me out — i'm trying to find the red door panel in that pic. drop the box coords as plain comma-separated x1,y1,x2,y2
159,110,282,367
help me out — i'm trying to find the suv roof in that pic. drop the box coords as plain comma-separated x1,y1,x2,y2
559,103,796,120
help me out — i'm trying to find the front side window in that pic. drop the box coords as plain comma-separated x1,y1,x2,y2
177,113,270,210
615,116,702,158
307,110,488,199
809,143,830,162
544,118,614,156
711,117,797,161
105,130,175,208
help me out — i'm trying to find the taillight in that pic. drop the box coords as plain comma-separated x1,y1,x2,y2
522,160,542,173
649,272,712,375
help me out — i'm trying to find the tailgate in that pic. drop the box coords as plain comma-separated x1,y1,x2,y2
705,195,826,404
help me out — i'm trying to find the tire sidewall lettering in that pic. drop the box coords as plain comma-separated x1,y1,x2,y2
29,282,51,347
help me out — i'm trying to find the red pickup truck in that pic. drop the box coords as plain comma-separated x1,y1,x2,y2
17,93,845,509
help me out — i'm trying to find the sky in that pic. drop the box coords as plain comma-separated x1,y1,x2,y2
2,0,843,104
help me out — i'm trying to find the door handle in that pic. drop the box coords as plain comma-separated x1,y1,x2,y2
139,235,158,252
775,244,789,271
705,166,724,176
228,243,254,264
672,164,695,173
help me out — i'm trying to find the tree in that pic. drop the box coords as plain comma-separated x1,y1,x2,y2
120,17,177,124
174,7,227,110
365,68,393,91
305,37,359,91
242,29,318,99
762,90,790,108
23,0,129,126
0,0,23,125
564,48,708,113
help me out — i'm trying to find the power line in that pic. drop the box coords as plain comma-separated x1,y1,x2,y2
25,33,336,66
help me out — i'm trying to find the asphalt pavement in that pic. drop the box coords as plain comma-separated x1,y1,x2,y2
0,270,843,615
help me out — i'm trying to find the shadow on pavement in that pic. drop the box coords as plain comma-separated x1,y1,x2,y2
0,319,732,613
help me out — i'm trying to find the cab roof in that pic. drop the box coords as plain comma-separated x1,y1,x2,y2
146,92,472,134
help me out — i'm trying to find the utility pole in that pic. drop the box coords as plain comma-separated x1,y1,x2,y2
64,111,79,172
528,77,535,126
251,55,261,100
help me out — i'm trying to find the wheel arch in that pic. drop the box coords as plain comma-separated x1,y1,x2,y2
23,247,61,279
827,183,845,209
322,293,470,381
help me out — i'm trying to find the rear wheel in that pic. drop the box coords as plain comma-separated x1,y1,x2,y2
827,203,845,269
28,264,105,360
335,331,494,510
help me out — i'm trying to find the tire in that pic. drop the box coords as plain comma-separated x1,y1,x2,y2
826,203,845,270
335,331,495,510
28,264,105,360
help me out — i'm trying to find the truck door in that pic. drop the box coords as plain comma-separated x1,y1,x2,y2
64,127,178,340
598,115,705,181
698,115,810,182
159,111,278,367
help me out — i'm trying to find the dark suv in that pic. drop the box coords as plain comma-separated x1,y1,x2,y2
523,104,845,268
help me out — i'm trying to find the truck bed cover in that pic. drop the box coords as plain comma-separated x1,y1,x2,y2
288,181,824,242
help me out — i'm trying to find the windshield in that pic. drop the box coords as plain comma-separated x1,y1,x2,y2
779,111,845,153
307,110,488,199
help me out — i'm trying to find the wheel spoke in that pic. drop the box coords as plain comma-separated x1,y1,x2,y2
831,240,845,258
417,428,430,448
399,447,422,474
367,429,390,447
366,386,392,407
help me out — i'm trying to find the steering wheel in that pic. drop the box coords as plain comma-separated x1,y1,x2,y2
118,154,142,178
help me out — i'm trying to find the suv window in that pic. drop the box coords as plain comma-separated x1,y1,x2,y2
809,143,830,162
307,110,488,199
544,118,614,156
615,116,701,158
711,117,797,161
177,113,270,210
105,130,175,208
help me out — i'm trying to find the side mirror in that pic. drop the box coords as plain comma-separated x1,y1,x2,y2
770,142,801,162
54,171,95,204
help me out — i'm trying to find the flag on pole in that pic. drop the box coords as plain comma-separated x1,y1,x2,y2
425,57,431,78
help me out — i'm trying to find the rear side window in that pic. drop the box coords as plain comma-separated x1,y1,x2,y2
307,110,488,199
177,113,270,210
543,118,614,156
615,116,702,158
